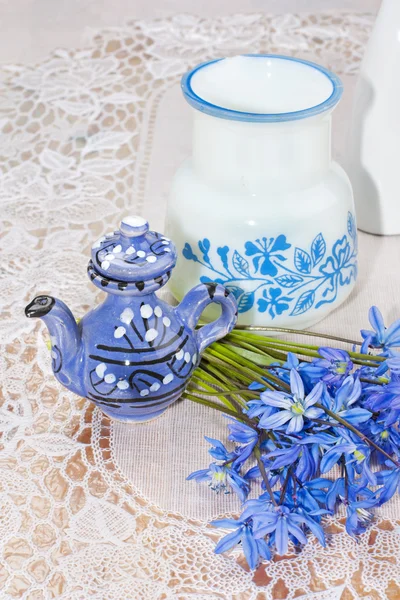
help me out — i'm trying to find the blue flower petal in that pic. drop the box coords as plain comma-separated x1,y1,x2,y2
369,306,385,340
242,526,259,570
290,369,305,400
214,527,244,554
286,414,304,433
259,410,292,430
186,468,210,481
211,518,243,529
260,390,292,409
256,538,271,561
287,522,308,546
304,381,324,408
385,318,400,347
275,516,289,555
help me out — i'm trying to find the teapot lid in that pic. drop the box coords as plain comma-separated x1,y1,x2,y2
88,216,177,294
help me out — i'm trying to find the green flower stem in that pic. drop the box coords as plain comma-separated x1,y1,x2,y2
212,343,291,391
202,353,256,388
225,337,287,364
254,445,277,506
360,377,387,386
224,337,282,364
188,387,256,398
203,349,276,390
189,375,239,411
229,331,386,364
236,340,383,367
234,325,362,346
251,342,322,360
198,364,250,409
229,331,321,351
315,403,400,468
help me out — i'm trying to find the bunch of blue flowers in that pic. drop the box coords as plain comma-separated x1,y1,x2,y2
185,306,400,570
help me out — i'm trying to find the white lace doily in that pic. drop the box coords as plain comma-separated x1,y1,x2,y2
2,11,400,600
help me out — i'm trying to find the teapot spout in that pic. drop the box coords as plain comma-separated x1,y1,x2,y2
25,296,84,396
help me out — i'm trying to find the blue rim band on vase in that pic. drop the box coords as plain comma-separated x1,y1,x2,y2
181,54,344,123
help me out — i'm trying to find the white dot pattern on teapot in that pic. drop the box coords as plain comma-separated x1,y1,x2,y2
114,326,126,339
104,373,116,384
96,363,107,378
154,306,162,317
163,317,171,327
120,308,134,324
163,374,174,385
145,328,158,342
117,380,129,390
140,305,153,319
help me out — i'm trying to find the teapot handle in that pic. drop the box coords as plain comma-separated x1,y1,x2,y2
175,283,238,354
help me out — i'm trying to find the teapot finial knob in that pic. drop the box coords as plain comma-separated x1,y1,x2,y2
120,215,149,238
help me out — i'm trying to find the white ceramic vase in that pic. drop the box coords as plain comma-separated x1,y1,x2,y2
167,55,357,328
348,0,400,235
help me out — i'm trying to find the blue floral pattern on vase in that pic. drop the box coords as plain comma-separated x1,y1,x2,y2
182,212,358,318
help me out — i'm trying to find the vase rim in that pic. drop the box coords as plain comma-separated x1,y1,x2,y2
181,54,343,123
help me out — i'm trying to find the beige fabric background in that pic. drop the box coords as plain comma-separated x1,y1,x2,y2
0,0,382,64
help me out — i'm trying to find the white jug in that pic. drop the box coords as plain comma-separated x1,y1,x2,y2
167,55,357,328
348,0,400,235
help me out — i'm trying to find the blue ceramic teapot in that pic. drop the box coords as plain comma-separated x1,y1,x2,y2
25,216,238,422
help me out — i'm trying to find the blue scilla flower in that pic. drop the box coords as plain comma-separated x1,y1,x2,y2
273,352,315,390
326,476,376,512
302,347,353,385
361,306,400,355
330,375,372,424
295,478,333,513
266,433,337,482
345,498,377,538
212,517,271,569
387,355,400,379
376,467,400,505
321,440,376,486
204,436,237,462
227,420,259,465
252,505,325,555
187,437,250,501
358,361,390,385
258,370,324,434
381,465,400,500
187,463,250,502
240,493,275,521
246,398,276,420
370,420,400,458
364,380,400,412
244,454,280,490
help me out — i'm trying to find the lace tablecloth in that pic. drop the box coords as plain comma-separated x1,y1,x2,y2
2,11,400,600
